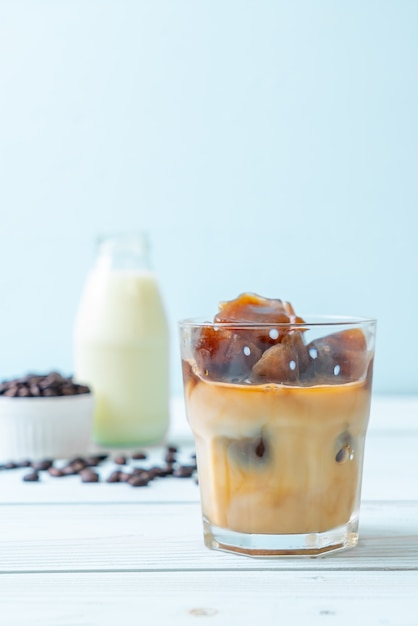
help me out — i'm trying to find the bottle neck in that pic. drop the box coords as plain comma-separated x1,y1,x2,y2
95,234,151,272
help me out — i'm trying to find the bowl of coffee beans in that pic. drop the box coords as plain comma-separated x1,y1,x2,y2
0,372,94,461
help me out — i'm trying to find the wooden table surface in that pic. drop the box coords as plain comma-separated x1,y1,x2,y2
0,395,417,626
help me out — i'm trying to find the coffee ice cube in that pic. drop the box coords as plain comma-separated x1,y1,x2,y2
306,328,368,382
251,331,308,383
194,326,262,381
214,293,304,349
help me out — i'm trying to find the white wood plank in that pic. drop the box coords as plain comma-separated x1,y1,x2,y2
0,571,417,626
0,501,416,573
368,395,418,432
362,430,418,500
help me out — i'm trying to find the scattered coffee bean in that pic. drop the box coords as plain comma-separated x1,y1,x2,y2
31,460,53,471
131,467,148,476
61,464,78,475
131,469,153,482
23,471,40,482
106,471,121,483
68,457,84,465
3,462,18,470
164,451,177,463
84,456,104,467
118,472,131,482
80,469,99,483
146,467,161,478
71,460,87,473
17,460,32,468
114,456,128,466
0,447,199,488
48,467,65,477
131,451,147,460
173,465,195,478
127,475,149,487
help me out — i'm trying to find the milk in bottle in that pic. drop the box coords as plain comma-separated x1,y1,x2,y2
74,234,169,447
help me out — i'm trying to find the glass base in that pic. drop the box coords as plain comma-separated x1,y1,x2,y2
203,516,359,557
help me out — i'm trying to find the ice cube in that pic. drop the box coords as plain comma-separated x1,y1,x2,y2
305,328,368,382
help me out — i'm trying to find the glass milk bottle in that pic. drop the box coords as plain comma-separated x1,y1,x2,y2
74,234,169,447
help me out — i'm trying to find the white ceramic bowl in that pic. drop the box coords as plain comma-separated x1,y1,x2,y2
0,393,95,461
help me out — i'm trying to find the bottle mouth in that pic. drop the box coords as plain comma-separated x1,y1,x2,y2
96,233,150,270
97,232,149,253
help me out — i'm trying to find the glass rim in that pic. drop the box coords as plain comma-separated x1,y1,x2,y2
179,315,376,329
96,232,149,249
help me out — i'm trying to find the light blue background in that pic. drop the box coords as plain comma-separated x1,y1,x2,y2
0,0,417,395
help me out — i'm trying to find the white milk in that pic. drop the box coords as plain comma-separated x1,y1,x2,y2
74,268,169,447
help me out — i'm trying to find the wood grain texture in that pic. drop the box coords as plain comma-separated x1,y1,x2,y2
0,396,416,625
1,571,417,626
0,501,416,573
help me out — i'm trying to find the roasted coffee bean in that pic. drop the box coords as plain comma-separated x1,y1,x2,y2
118,472,131,482
75,384,90,394
106,471,121,483
131,467,147,475
164,451,177,463
31,459,53,471
26,375,43,384
150,464,174,477
73,461,87,473
1,445,198,488
80,469,99,483
42,388,59,397
3,462,18,470
68,457,85,465
147,467,161,478
114,456,128,466
23,471,40,482
17,460,32,468
131,469,153,481
131,451,147,460
61,464,78,475
173,465,195,478
167,445,178,453
127,474,149,487
29,384,41,396
0,372,91,398
48,467,65,477
85,455,105,467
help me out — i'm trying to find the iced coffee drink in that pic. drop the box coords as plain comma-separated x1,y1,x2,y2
180,294,376,556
